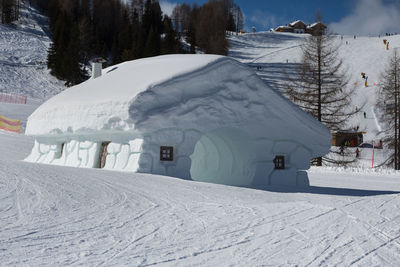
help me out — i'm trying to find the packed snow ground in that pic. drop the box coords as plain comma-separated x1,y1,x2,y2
1,103,400,265
2,12,400,264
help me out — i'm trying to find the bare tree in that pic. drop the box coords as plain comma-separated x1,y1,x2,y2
285,31,358,166
230,4,243,33
171,3,191,35
195,0,229,55
376,50,400,169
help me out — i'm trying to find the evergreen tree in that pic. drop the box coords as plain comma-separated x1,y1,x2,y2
144,26,160,57
78,16,92,64
39,0,244,84
376,51,400,169
64,24,87,86
47,10,87,85
162,15,180,54
116,8,133,62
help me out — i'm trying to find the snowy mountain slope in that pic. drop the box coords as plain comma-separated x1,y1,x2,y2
0,3,65,101
1,118,400,265
229,32,400,143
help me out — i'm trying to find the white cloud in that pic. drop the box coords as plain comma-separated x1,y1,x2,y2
159,1,177,17
330,0,400,35
247,10,287,31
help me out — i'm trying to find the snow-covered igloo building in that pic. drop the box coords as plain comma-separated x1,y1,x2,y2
25,54,331,187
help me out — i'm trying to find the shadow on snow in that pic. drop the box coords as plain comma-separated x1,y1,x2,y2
252,185,400,197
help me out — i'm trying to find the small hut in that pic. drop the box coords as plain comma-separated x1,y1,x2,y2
275,25,293,33
331,131,364,147
307,22,327,36
289,20,307,33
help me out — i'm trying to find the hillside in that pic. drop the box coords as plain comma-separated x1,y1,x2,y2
0,3,65,100
0,3,65,131
229,31,400,144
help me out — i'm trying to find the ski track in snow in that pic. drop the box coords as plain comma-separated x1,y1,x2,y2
1,17,400,264
1,131,400,265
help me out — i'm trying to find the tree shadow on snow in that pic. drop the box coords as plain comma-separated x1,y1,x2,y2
247,62,300,93
252,185,400,197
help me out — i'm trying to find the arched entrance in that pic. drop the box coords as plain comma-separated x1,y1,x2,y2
189,128,256,186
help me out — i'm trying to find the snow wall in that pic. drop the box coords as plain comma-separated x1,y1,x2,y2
26,127,311,187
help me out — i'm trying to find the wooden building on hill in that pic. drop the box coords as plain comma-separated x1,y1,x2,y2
306,22,327,36
289,20,307,33
275,25,293,33
275,20,326,35
331,131,364,147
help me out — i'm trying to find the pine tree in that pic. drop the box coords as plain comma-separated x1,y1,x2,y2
144,26,160,57
376,51,400,169
285,30,358,166
64,24,88,86
162,15,180,54
116,8,133,62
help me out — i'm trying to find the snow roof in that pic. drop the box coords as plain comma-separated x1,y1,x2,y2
308,22,327,29
26,54,331,157
289,20,306,27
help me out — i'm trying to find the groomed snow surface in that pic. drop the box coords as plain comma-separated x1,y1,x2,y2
2,125,400,265
2,19,400,264
1,102,400,265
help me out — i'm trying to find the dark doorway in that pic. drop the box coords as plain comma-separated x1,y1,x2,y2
98,142,110,168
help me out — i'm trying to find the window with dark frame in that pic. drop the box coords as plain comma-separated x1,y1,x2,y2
273,155,285,169
160,146,174,161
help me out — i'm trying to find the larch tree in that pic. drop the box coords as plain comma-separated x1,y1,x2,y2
376,50,400,169
285,28,358,166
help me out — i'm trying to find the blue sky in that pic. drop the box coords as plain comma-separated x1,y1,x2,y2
160,0,400,35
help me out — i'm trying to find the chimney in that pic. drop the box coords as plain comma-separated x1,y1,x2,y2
91,58,106,79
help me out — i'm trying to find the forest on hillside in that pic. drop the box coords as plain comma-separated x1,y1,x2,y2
1,0,243,86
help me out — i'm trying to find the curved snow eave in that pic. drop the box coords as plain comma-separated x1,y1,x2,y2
29,128,142,143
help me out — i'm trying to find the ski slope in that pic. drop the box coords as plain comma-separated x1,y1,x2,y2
1,9,400,265
0,3,65,101
1,103,400,265
229,32,400,143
